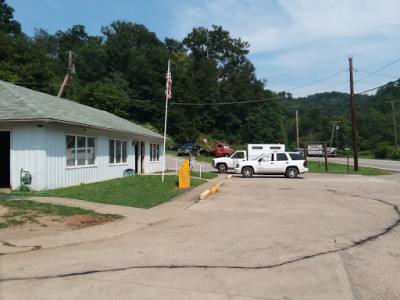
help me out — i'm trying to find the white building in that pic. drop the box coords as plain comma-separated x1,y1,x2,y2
0,80,165,191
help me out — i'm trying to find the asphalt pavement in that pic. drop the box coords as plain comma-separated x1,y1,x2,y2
1,171,400,299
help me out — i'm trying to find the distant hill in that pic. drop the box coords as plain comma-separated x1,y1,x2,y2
280,79,399,156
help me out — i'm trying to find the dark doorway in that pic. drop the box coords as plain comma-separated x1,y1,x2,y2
141,142,145,174
135,141,140,174
0,131,10,188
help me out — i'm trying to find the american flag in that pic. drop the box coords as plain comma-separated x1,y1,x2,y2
165,70,172,99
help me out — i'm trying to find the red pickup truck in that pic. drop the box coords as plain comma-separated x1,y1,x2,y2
200,139,235,157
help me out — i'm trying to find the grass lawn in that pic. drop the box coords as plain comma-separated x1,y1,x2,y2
307,161,390,175
193,155,214,163
156,169,218,180
4,175,207,209
0,200,121,229
190,170,218,179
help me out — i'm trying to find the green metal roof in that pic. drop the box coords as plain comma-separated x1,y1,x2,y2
0,80,163,140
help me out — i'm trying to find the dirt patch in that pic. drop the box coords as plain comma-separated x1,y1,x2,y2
65,214,121,229
0,207,122,243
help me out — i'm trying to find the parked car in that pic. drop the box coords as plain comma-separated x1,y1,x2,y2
167,145,179,151
325,147,338,157
234,152,308,178
292,148,305,156
211,144,285,173
177,143,201,156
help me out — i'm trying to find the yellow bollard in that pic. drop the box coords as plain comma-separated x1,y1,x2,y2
210,185,219,195
179,160,190,188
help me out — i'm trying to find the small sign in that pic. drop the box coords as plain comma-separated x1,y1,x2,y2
308,144,323,155
344,147,351,151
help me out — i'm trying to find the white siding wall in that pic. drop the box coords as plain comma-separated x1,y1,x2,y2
10,125,45,191
145,141,165,174
10,124,164,191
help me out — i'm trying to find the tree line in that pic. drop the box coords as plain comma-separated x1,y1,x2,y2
1,0,399,158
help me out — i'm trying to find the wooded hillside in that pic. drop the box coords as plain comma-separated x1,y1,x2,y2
1,0,399,158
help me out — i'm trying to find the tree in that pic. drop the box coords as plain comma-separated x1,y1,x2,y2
181,25,268,143
101,21,169,129
76,81,129,118
242,97,287,144
299,107,331,142
56,25,89,54
74,37,108,83
0,0,21,35
183,25,250,81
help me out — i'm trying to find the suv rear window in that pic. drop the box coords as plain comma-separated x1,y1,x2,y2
276,153,288,161
289,153,303,160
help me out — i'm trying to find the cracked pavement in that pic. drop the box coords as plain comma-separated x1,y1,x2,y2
1,172,400,299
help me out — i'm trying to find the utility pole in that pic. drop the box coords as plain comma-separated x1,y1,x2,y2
349,57,359,171
57,51,74,99
66,50,73,99
386,101,399,155
329,121,340,149
296,110,300,150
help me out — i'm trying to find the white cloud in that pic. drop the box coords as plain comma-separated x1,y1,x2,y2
171,0,400,53
167,0,400,96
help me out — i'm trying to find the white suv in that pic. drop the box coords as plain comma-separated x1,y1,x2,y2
234,152,308,178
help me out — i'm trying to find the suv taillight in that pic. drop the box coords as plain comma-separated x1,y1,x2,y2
303,161,307,167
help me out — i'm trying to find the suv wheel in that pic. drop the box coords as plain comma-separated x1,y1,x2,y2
218,164,227,173
285,167,298,178
241,167,253,178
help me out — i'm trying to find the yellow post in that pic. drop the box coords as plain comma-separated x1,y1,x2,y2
179,160,190,188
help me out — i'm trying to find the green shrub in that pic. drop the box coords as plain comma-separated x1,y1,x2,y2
374,141,393,159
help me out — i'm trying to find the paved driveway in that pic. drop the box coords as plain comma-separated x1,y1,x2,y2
1,173,400,299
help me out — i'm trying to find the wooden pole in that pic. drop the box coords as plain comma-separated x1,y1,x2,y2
66,51,72,99
386,101,399,155
57,51,73,98
349,57,359,171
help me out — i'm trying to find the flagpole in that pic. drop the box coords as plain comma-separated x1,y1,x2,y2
162,59,170,182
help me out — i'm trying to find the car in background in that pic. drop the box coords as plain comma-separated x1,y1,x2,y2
292,148,305,156
167,145,180,151
325,147,338,157
177,143,201,156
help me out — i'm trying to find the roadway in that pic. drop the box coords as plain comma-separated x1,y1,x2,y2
308,156,400,172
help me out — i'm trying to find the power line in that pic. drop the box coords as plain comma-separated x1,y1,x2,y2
13,81,284,106
14,82,61,88
286,69,348,92
300,80,350,97
356,69,398,80
170,96,284,106
13,81,158,104
355,80,399,96
355,57,400,84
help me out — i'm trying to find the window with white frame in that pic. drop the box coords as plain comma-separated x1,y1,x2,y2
109,139,127,164
66,135,96,167
150,144,160,162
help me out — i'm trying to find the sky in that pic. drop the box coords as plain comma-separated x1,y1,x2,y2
7,0,400,98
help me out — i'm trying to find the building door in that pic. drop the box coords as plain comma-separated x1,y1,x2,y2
135,141,140,174
141,142,145,173
0,131,10,188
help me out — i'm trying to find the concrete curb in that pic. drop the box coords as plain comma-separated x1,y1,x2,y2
199,174,233,200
